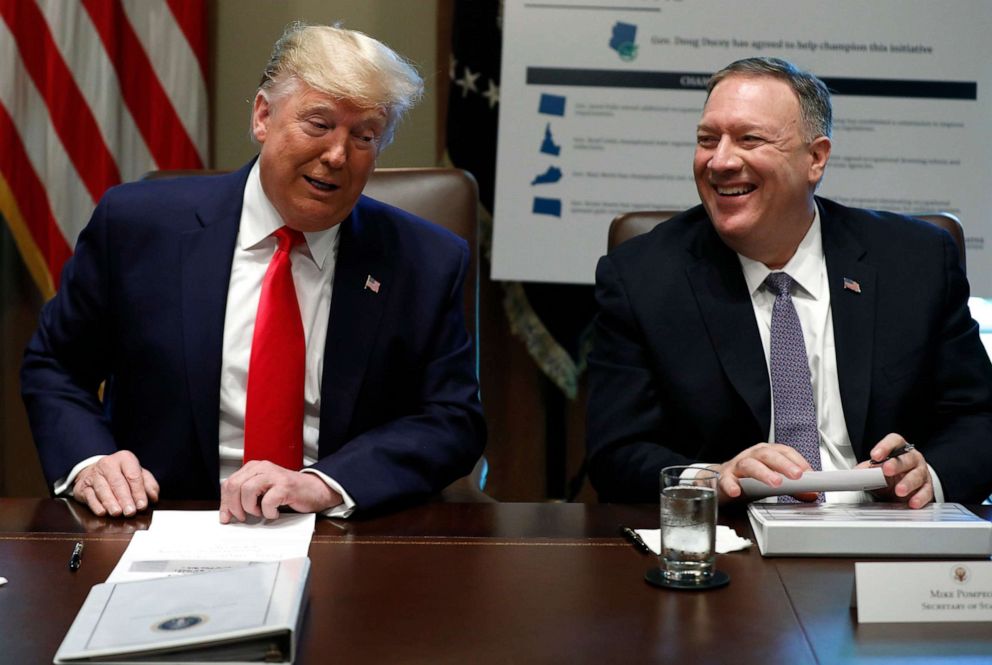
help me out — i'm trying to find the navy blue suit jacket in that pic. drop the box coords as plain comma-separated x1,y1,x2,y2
22,162,485,512
587,197,992,504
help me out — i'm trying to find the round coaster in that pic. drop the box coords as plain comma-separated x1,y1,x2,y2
645,568,730,590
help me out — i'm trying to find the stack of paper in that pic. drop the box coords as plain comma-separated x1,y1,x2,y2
107,510,315,582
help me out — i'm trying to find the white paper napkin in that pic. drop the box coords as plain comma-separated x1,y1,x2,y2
635,525,752,555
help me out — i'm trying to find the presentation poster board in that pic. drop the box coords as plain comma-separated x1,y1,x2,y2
492,0,992,291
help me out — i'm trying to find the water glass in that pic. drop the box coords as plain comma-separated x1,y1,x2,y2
659,466,719,583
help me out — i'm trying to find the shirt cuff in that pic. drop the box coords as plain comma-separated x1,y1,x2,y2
54,455,107,497
300,468,356,518
681,462,719,480
928,463,945,503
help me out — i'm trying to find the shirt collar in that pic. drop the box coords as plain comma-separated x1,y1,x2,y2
739,206,824,300
239,160,340,270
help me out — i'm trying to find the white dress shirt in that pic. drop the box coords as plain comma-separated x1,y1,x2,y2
218,161,355,517
734,208,943,503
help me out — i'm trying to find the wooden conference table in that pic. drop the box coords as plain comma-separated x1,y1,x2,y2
1,498,989,664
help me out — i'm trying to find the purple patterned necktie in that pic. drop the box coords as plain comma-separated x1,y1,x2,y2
765,272,823,503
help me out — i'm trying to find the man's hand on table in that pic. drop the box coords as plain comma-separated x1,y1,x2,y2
73,450,160,517
219,461,342,523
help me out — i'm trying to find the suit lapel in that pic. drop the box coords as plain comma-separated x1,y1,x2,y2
318,198,394,452
181,166,249,479
685,225,771,435
820,200,876,453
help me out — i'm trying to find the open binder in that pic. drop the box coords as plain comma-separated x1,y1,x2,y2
55,557,309,664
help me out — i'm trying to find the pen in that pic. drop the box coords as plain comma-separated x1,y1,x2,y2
69,541,84,571
619,526,652,555
869,442,915,466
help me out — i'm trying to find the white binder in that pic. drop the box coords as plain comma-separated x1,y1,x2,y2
55,557,310,664
748,503,992,557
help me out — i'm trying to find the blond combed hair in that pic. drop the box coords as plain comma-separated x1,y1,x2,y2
256,22,424,151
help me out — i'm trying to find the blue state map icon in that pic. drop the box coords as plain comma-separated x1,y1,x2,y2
609,22,638,61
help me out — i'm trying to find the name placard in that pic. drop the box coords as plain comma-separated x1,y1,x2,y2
856,561,992,623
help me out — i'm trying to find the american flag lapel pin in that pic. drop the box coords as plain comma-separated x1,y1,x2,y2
364,274,381,294
843,277,862,294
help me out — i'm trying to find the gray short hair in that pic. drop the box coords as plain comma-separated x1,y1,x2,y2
707,57,832,141
255,22,424,151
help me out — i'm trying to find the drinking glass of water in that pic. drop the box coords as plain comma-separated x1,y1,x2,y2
659,466,719,584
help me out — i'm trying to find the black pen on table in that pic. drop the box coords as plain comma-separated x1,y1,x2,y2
619,526,652,555
68,541,84,571
869,442,915,466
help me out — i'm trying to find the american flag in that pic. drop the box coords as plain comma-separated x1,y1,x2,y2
364,274,381,294
0,0,208,299
843,277,862,294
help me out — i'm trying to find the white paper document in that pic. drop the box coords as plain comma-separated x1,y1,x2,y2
739,468,887,499
107,511,315,583
55,557,310,664
748,502,992,557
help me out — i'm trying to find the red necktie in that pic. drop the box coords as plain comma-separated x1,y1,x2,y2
244,226,306,469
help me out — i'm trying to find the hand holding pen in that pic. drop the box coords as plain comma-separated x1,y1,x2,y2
869,442,915,466
862,434,933,509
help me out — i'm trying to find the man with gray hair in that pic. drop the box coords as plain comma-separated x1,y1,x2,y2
587,57,992,506
22,23,485,521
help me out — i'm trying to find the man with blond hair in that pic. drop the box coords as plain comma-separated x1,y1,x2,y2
23,23,485,521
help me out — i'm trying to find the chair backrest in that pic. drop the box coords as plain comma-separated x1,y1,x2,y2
912,212,966,274
143,167,481,338
608,209,967,274
362,168,480,338
607,210,679,251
